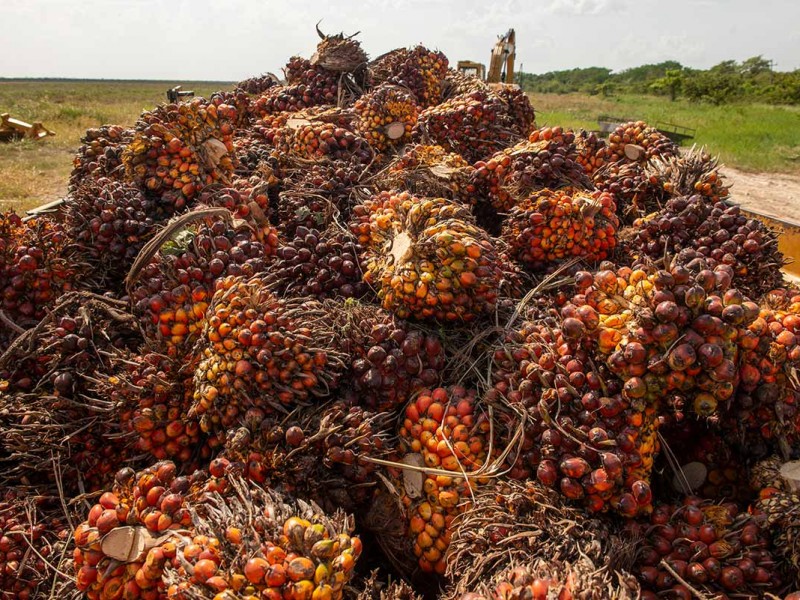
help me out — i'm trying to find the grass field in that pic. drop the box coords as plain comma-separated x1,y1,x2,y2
0,80,231,212
1,81,799,213
531,93,800,175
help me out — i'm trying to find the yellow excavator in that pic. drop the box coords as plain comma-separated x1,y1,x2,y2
457,28,516,84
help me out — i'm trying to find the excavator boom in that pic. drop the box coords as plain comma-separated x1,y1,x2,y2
486,28,515,84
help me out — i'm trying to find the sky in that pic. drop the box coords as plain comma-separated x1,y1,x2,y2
2,0,799,81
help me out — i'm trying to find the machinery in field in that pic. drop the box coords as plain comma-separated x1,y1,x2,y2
0,113,55,142
457,28,516,84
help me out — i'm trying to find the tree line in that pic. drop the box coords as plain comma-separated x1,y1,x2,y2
517,57,800,105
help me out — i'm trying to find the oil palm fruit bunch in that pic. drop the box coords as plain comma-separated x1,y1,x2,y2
486,320,659,516
750,458,800,589
232,131,280,180
564,260,755,423
311,26,368,74
265,227,370,300
574,128,609,177
471,128,590,212
109,352,208,466
593,160,664,224
445,479,638,600
383,144,476,204
221,401,393,514
254,57,339,116
128,207,278,359
394,385,493,574
331,301,445,411
369,46,449,107
353,84,419,152
272,118,374,165
412,89,521,164
72,460,224,600
628,496,781,599
501,187,619,271
457,558,638,600
630,195,784,298
724,306,800,460
645,146,731,203
0,212,75,329
606,120,679,163
0,487,73,600
123,96,238,206
0,292,141,494
442,69,489,100
189,274,347,439
162,472,362,600
62,177,170,293
236,73,279,95
489,84,536,136
276,156,367,236
69,124,134,191
350,192,510,322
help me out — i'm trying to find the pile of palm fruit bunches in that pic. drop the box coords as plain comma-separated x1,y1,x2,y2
3,29,800,600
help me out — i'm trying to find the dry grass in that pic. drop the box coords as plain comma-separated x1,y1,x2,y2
0,80,231,212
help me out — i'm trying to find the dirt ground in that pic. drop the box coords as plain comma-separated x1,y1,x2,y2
723,167,800,223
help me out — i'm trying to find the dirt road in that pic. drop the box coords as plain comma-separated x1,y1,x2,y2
723,167,800,223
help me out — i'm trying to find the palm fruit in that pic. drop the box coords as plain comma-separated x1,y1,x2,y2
750,457,800,589
574,129,609,176
128,206,278,359
331,301,445,411
353,84,419,152
563,257,760,423
163,472,362,600
253,57,339,116
442,69,489,100
646,146,731,203
394,386,493,574
471,128,590,212
486,319,658,516
236,73,279,95
630,195,784,298
265,227,370,300
628,496,781,599
606,120,679,163
69,124,134,191
489,83,536,136
108,352,208,466
276,156,367,236
72,460,219,600
723,290,800,459
62,177,170,293
272,118,374,164
457,558,639,600
123,96,238,206
189,274,347,439
0,487,73,600
412,89,522,164
382,144,476,204
369,46,449,107
312,27,369,73
445,479,638,600
350,192,510,322
0,212,75,329
0,292,141,494
593,160,664,224
221,400,393,514
501,187,618,271
232,131,280,181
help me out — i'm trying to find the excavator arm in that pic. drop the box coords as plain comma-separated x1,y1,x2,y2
486,29,516,84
